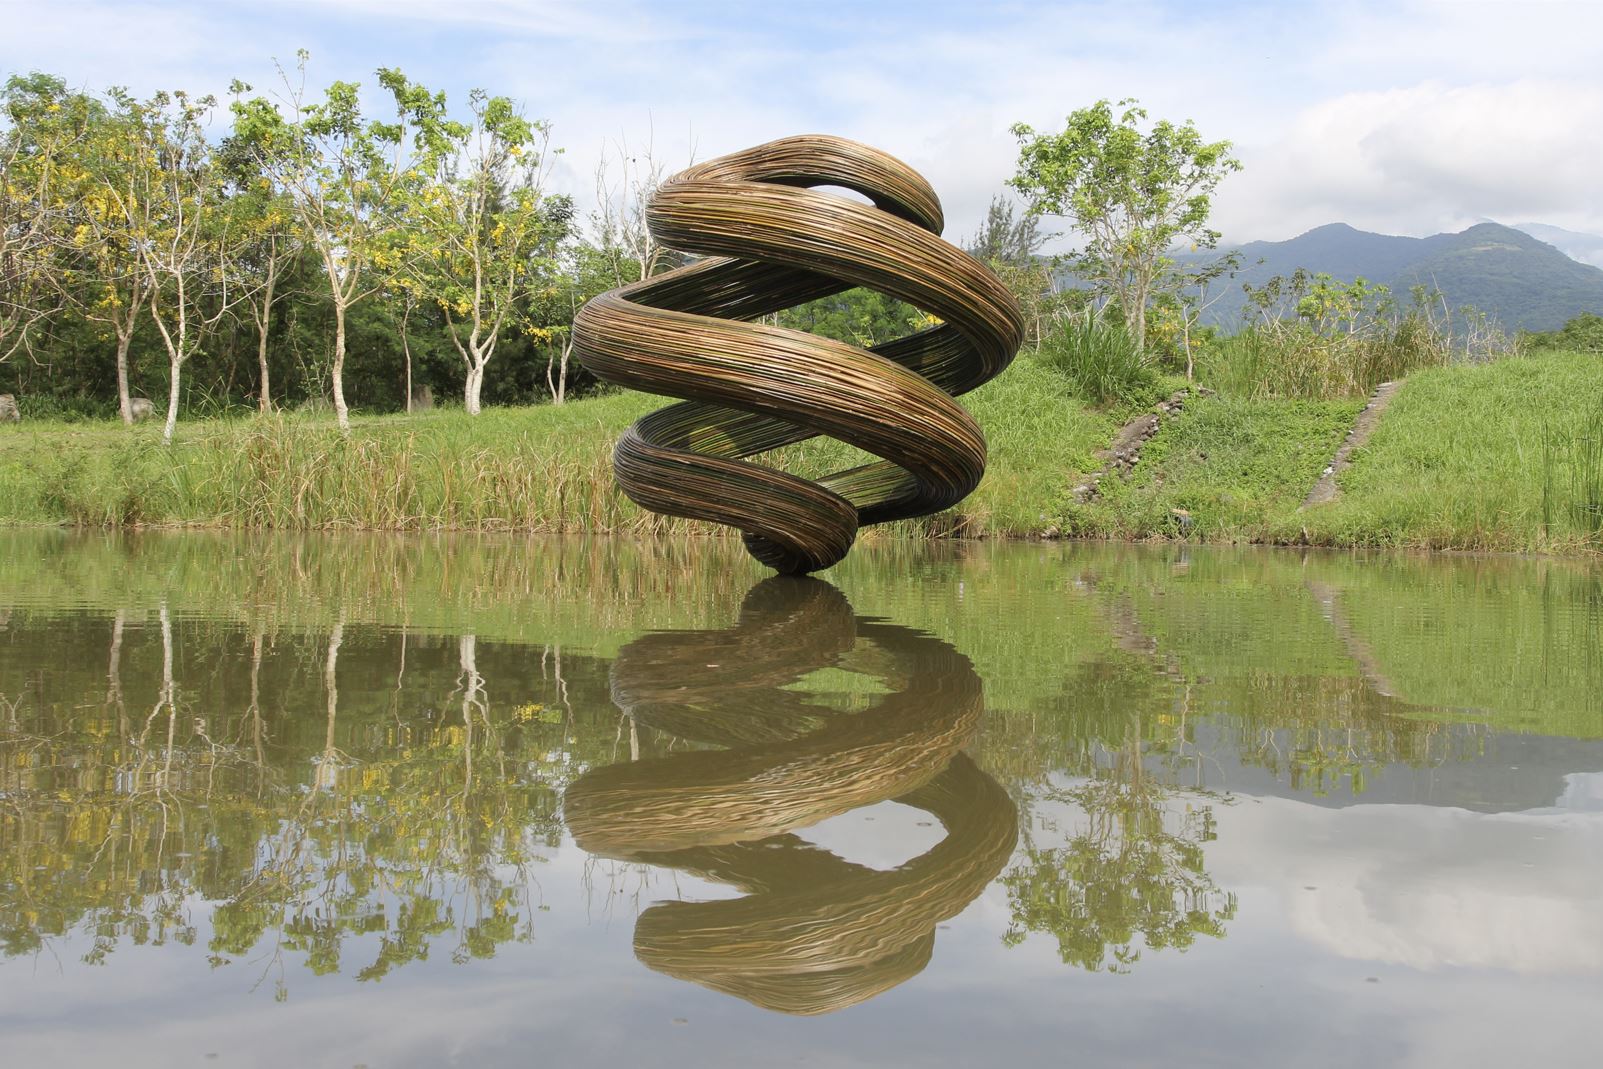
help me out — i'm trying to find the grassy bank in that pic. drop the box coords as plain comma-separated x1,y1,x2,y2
1066,351,1601,553
1284,353,1603,552
0,357,1126,539
2,349,1600,554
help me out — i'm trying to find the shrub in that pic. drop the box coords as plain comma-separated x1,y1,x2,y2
1035,318,1158,405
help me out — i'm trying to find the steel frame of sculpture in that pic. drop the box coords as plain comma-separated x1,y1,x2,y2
573,135,1025,574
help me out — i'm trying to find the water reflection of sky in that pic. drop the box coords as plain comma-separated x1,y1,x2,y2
2,534,1601,1067
5,800,1600,1069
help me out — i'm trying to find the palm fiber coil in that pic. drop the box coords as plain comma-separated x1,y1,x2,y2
572,135,1025,574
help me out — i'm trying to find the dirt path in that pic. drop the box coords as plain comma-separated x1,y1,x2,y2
1301,380,1402,509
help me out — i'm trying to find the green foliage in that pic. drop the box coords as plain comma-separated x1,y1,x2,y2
1542,405,1603,539
378,69,573,414
1034,317,1159,405
1198,321,1448,400
1200,272,1516,399
1010,98,1241,349
1526,311,1603,353
776,287,926,348
964,194,1070,345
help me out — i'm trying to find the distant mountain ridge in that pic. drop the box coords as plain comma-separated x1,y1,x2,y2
1192,221,1603,332
1511,223,1603,270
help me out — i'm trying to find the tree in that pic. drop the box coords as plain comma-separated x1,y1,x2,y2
588,136,675,288
6,75,154,421
221,86,302,413
232,54,407,430
0,76,68,363
1010,99,1241,352
965,193,1065,345
1170,250,1242,380
382,71,571,415
98,89,246,442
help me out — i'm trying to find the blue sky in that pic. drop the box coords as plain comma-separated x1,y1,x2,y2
3,0,1600,245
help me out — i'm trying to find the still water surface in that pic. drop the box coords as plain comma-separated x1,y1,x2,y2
2,531,1601,1067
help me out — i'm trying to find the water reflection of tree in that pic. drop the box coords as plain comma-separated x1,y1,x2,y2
0,616,617,985
1002,722,1235,973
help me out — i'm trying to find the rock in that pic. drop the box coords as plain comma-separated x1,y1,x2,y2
128,397,155,421
0,394,18,422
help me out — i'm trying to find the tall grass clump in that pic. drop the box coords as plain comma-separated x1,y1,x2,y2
1199,317,1456,400
1199,273,1520,400
1542,403,1603,542
1035,318,1158,406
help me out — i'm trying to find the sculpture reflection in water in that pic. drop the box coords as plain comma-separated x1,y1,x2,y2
564,577,1018,1015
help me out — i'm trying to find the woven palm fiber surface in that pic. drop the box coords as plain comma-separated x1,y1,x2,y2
572,135,1025,574
564,577,1018,1015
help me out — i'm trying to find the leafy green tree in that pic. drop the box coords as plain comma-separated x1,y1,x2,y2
6,75,159,421
1526,311,1603,353
380,71,571,415
965,193,1068,345
98,88,246,442
1010,99,1241,353
231,54,408,429
776,287,928,349
0,76,69,363
1002,731,1235,972
221,84,304,412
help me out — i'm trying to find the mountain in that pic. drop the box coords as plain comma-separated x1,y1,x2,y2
1512,223,1603,270
1191,222,1603,332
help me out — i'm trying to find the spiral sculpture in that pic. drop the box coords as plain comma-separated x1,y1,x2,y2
572,136,1025,574
563,577,1018,1015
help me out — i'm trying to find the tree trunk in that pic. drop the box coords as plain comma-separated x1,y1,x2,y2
162,350,181,444
401,297,413,414
1131,293,1148,356
464,362,484,416
256,269,276,413
319,619,343,792
116,327,134,425
332,302,350,430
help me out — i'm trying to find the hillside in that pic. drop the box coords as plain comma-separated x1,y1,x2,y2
1192,221,1603,331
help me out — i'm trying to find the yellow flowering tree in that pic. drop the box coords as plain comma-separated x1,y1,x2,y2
381,70,571,415
230,53,409,430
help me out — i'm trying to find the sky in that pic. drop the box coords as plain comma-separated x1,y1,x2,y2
3,0,1601,248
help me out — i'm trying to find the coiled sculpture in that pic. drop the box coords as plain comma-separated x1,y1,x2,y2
563,577,1018,1015
572,136,1025,574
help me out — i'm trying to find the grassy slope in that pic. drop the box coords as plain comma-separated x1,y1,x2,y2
1295,352,1603,552
1068,395,1363,540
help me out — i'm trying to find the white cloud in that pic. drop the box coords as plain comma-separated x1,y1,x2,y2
4,0,1601,245
1216,80,1603,241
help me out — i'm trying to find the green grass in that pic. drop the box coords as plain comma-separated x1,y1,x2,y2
1294,352,1603,552
0,393,667,532
4,348,1600,556
1196,321,1450,400
1068,395,1362,540
1034,318,1159,405
0,358,1116,539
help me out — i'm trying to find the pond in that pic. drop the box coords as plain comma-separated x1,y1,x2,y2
2,531,1601,1067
